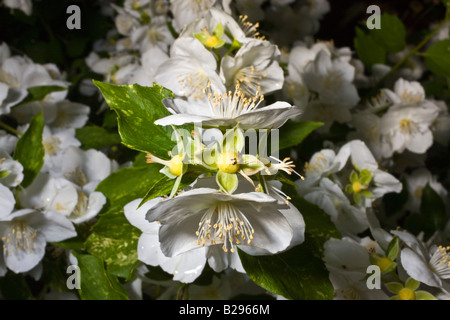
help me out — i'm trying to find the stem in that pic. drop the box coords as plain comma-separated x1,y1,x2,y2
0,121,22,136
376,16,450,87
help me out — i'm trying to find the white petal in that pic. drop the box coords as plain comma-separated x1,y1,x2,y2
27,210,77,242
237,202,293,255
160,247,207,283
124,198,161,233
323,237,371,273
400,247,442,288
0,184,15,218
158,213,203,257
136,231,164,266
4,230,46,274
70,191,106,224
207,246,245,273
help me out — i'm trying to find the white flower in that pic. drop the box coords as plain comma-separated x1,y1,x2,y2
0,130,18,154
379,101,439,157
85,52,138,84
329,271,389,300
170,0,231,32
51,146,116,194
39,126,81,172
180,7,248,44
297,147,348,188
155,37,225,100
0,148,24,187
124,198,208,283
156,88,301,130
3,0,32,15
302,50,360,108
339,140,402,207
129,47,169,87
324,236,390,300
11,100,90,130
144,182,304,257
0,209,76,274
220,39,284,97
0,183,15,219
130,16,174,54
19,173,78,218
392,230,450,292
19,170,105,225
303,178,369,235
0,55,68,101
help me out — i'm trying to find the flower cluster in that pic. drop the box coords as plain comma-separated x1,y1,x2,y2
1,0,449,301
0,42,116,280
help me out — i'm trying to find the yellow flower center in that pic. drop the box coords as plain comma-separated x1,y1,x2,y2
352,181,362,193
205,35,219,48
376,256,393,273
218,152,239,174
169,155,184,176
398,288,416,300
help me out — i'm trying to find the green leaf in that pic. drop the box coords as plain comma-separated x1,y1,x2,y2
0,272,33,299
75,126,121,150
405,277,420,291
85,206,140,280
238,242,333,300
93,80,175,159
278,120,323,151
385,282,403,294
386,236,399,261
216,171,238,194
424,39,450,77
139,170,197,207
14,85,67,107
420,184,447,233
72,252,129,300
96,163,166,207
415,290,438,300
354,27,386,68
13,112,45,188
239,184,339,300
371,14,406,53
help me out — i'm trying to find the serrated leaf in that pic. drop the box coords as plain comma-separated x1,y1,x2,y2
371,14,406,53
238,184,339,300
13,112,45,188
278,120,323,151
76,126,121,150
93,80,175,159
72,252,129,300
238,242,333,300
85,206,140,280
139,170,197,207
96,163,166,207
424,39,450,77
354,27,387,68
